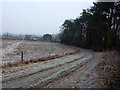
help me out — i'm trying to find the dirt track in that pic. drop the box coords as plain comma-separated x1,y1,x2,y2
2,48,102,88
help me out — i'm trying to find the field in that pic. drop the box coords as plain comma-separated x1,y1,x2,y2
1,39,120,88
1,39,80,67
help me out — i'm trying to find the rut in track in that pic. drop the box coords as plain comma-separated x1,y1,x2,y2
2,49,98,88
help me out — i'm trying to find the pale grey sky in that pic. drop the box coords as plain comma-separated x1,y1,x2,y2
1,2,93,35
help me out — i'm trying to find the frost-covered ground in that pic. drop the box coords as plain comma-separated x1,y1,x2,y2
1,39,80,67
2,48,92,88
2,40,120,88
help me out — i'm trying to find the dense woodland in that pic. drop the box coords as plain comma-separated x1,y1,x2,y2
60,2,120,51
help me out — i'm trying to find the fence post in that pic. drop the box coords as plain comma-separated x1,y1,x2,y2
21,50,24,64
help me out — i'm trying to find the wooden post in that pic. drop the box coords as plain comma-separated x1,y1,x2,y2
21,50,24,64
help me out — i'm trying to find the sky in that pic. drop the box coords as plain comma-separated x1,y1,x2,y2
1,2,94,35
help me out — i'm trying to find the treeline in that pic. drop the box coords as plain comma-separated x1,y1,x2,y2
2,32,41,40
60,2,120,51
2,32,60,42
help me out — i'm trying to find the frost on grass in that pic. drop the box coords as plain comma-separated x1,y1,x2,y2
78,51,120,88
1,40,80,67
96,52,120,88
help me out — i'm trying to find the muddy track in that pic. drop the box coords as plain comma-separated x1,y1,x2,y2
2,53,84,83
43,52,101,88
35,57,92,88
2,49,94,88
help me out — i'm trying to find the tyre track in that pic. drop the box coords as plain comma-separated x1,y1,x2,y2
2,51,84,83
2,49,93,88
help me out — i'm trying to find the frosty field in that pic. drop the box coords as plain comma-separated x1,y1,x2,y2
2,39,120,88
1,39,80,67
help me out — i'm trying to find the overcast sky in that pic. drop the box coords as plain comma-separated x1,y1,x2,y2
1,2,93,35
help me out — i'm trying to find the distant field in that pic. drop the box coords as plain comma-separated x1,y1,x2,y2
1,39,80,67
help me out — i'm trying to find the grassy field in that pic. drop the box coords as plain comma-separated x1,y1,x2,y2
1,39,80,67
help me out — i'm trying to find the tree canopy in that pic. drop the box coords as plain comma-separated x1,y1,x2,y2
60,2,120,51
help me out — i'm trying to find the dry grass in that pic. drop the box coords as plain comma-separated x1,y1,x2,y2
97,51,120,88
2,50,79,68
2,40,80,68
2,50,79,75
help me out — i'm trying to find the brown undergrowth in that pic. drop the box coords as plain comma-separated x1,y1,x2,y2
97,51,120,88
2,50,80,75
